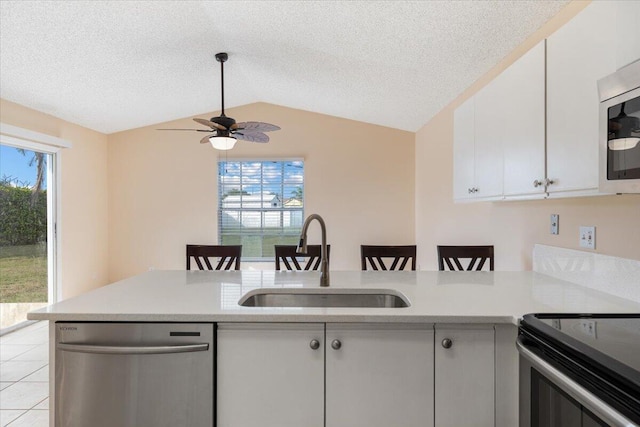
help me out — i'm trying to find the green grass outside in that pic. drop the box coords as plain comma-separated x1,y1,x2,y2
222,234,300,259
0,244,47,303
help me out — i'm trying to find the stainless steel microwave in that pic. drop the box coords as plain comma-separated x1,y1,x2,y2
598,60,640,193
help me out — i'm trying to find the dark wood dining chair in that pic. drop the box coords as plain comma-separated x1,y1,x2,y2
437,245,494,271
275,245,330,271
360,245,417,271
186,244,242,270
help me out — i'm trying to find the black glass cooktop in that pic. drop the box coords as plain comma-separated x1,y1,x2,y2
538,315,640,373
520,313,640,423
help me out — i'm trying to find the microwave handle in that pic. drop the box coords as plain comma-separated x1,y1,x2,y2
516,339,636,427
57,342,209,355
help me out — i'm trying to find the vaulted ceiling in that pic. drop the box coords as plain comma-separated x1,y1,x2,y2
0,1,569,134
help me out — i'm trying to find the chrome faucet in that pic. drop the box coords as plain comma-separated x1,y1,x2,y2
296,214,329,287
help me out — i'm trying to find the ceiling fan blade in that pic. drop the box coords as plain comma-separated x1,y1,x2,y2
233,131,269,143
200,134,215,144
156,128,213,132
193,118,227,131
234,121,280,132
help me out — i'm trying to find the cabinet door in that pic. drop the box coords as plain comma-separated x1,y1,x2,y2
474,76,505,199
217,323,324,427
615,0,640,69
435,326,495,427
546,1,617,194
325,323,434,427
454,97,476,201
501,41,546,197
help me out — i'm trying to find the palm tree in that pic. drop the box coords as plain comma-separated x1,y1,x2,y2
291,186,303,201
16,149,46,204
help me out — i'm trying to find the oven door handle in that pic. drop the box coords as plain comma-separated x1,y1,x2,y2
517,338,638,427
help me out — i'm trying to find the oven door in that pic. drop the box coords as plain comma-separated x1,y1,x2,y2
517,338,637,427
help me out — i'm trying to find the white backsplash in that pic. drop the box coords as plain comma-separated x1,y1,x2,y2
533,244,640,304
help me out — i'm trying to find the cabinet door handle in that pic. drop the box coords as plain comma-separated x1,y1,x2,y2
545,178,555,186
331,339,342,350
468,188,473,194
309,339,320,350
533,179,543,188
441,338,453,349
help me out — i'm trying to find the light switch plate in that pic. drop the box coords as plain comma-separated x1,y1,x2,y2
550,214,559,235
579,226,596,249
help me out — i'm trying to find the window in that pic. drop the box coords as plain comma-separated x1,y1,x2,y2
218,160,304,260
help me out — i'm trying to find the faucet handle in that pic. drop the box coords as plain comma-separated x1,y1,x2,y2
296,237,307,254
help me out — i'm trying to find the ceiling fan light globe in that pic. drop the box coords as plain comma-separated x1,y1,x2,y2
209,136,237,150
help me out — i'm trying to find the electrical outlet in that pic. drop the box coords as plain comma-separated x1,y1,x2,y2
579,320,597,339
579,226,596,249
550,214,559,235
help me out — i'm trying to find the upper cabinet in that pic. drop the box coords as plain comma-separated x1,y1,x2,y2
546,1,617,196
500,41,546,198
615,0,640,69
453,90,504,202
452,1,640,202
453,41,544,202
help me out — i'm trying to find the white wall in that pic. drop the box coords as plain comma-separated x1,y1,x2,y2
0,99,110,298
107,102,415,281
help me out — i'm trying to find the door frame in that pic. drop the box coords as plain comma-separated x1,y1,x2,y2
0,123,72,303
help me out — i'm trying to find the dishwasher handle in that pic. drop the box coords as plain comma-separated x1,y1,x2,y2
57,342,209,355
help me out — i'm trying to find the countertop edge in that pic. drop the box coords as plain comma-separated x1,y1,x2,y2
28,311,520,325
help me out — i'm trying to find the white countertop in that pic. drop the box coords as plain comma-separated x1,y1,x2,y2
28,271,640,324
28,270,640,325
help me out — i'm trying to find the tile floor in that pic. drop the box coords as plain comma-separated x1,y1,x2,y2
0,321,49,427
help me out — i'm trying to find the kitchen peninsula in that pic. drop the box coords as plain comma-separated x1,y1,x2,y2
29,270,640,427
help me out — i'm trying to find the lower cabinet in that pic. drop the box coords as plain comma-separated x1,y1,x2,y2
435,325,496,427
325,323,434,427
217,323,325,427
217,322,434,427
217,322,502,427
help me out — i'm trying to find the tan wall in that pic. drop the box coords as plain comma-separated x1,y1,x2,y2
415,0,640,271
108,102,415,281
0,99,110,298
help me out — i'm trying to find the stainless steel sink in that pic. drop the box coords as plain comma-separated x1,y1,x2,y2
238,288,410,308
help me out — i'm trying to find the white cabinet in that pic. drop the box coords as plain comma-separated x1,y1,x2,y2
453,83,504,202
474,77,505,200
615,0,640,69
217,322,434,427
217,323,324,427
325,323,434,427
435,325,495,427
500,41,546,198
453,97,477,200
454,41,545,201
546,1,618,196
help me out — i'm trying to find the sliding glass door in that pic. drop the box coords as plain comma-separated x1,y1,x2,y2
0,143,56,331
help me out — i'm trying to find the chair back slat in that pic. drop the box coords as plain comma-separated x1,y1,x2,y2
275,245,330,271
437,245,494,271
186,245,242,271
361,245,416,271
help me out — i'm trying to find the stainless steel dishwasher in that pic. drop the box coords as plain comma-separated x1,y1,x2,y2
55,322,214,427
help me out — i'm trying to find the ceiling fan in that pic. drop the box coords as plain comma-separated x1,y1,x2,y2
158,52,280,150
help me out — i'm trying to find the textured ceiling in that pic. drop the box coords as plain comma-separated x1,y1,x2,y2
0,1,569,134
